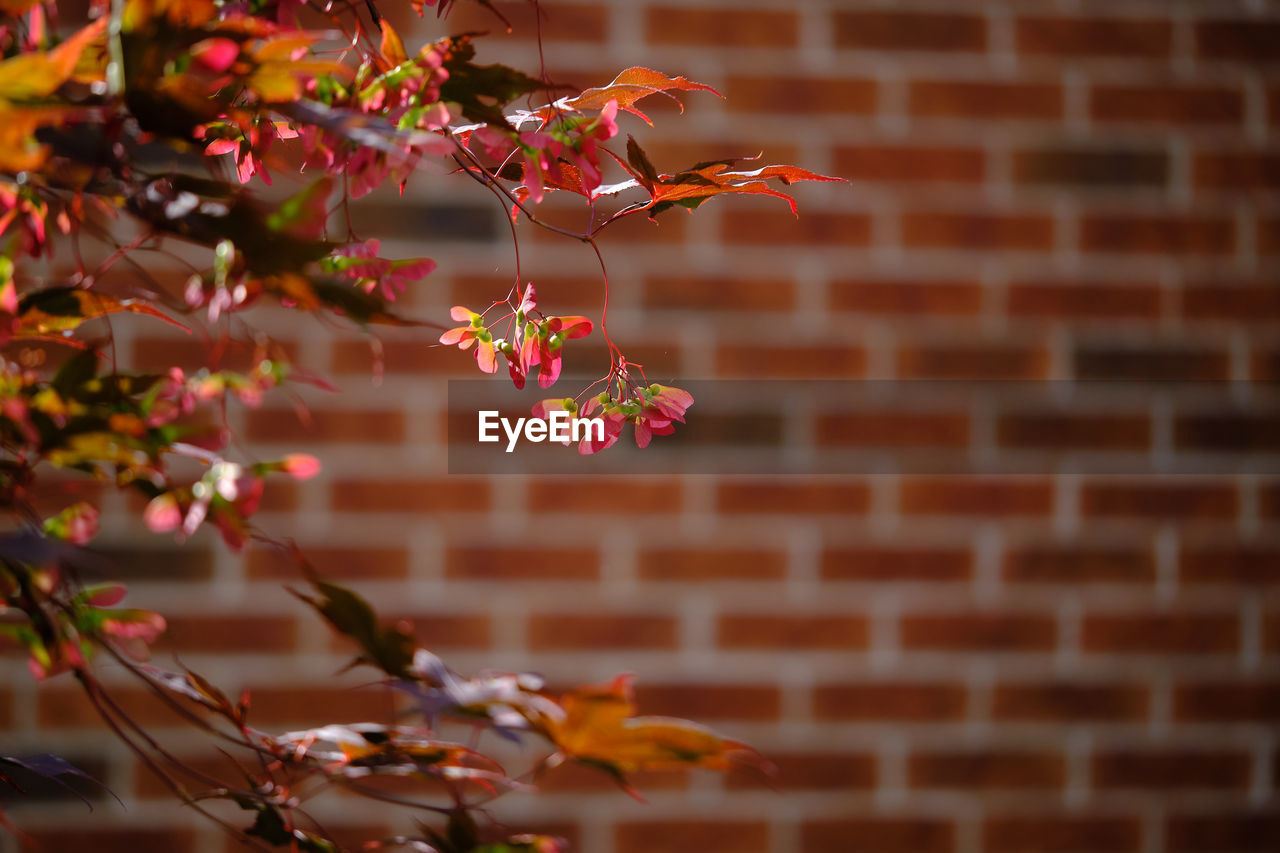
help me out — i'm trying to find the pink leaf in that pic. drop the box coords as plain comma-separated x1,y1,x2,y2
280,453,321,480
143,493,182,533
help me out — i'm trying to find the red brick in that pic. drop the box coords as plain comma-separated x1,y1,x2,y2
448,1,607,42
1265,482,1280,518
1080,213,1234,255
717,614,869,649
643,275,794,312
246,546,409,580
998,411,1150,451
157,614,296,654
445,546,598,581
829,279,984,316
1083,613,1239,655
526,478,681,514
1196,20,1280,62
527,614,677,650
451,274,602,311
716,343,865,378
900,478,1054,517
38,686,194,728
616,820,768,853
909,750,1065,789
637,547,787,581
1013,147,1168,187
0,687,10,729
910,80,1062,120
803,818,955,853
993,682,1150,722
901,613,1057,652
20,474,106,519
23,829,196,853
330,478,489,513
897,343,1049,379
720,210,872,247
1074,344,1230,381
131,335,299,373
1174,681,1280,721
1194,152,1280,190
813,683,967,721
559,339,682,377
822,546,972,582
1094,749,1251,790
902,211,1055,251
1181,545,1280,584
134,752,242,799
1167,814,1280,852
1176,413,1280,453
1181,284,1280,321
1008,282,1161,321
834,11,985,52
93,546,214,582
332,339,468,376
384,612,491,651
1092,85,1244,126
244,408,405,443
815,411,969,448
631,684,780,721
1016,17,1171,57
242,685,396,727
1265,610,1280,654
337,198,493,245
647,7,797,48
537,762,686,793
585,203,688,242
717,481,870,514
1081,481,1237,520
1264,218,1280,255
985,816,1141,853
1004,545,1156,584
725,750,876,790
725,75,877,115
1256,348,1280,383
836,145,986,184
257,479,299,513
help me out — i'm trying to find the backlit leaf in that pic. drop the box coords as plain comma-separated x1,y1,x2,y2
544,674,769,795
16,288,190,339
0,18,107,101
561,67,720,125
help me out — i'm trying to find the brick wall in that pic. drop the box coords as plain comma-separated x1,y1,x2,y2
4,1,1280,852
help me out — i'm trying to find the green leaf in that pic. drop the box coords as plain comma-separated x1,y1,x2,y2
291,578,415,678
625,136,659,186
438,36,549,127
265,178,333,239
51,349,98,397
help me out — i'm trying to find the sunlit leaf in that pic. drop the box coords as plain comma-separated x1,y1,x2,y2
544,674,768,795
560,67,720,125
15,288,190,339
0,18,107,101
617,138,845,218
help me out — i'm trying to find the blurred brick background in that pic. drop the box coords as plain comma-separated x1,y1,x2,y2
5,0,1280,851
